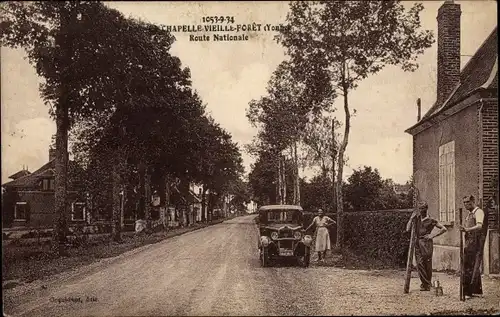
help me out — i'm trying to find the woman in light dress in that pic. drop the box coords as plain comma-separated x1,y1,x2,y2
305,209,336,262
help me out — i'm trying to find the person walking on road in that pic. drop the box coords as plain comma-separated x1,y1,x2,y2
406,201,447,291
459,195,487,298
306,209,335,262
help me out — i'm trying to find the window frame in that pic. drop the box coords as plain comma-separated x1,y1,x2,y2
14,202,28,220
71,201,86,221
41,178,55,191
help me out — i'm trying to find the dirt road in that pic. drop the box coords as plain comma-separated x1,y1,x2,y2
3,215,499,316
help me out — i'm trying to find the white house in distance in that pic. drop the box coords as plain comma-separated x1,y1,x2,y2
246,200,258,214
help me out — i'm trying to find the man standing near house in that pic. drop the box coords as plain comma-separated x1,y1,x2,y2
406,201,448,291
459,195,488,298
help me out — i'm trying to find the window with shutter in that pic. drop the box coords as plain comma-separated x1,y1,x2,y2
438,141,456,222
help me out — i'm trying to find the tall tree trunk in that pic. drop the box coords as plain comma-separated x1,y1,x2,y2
53,97,70,254
208,191,214,221
137,161,146,219
277,156,282,204
294,141,300,205
111,161,122,242
336,83,351,250
291,146,297,204
158,170,167,206
158,170,168,229
282,155,287,204
52,4,75,255
331,118,337,214
145,170,151,222
201,186,207,222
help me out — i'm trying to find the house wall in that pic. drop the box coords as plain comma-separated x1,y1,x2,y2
413,102,480,271
11,191,83,228
480,99,499,226
480,98,499,274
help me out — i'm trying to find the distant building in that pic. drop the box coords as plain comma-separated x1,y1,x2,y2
246,200,258,214
405,2,498,275
2,147,87,228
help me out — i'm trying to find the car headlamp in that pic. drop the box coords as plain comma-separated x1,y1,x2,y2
260,236,270,247
293,231,302,240
271,232,279,240
303,235,312,246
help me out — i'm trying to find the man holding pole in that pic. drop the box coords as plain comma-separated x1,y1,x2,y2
405,201,447,291
459,195,487,299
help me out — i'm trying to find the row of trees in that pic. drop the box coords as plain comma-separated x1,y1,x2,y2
1,2,246,254
249,163,413,213
246,1,434,248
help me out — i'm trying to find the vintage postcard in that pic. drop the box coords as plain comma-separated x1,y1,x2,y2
1,1,498,316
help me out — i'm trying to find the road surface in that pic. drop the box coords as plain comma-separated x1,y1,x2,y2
4,215,500,316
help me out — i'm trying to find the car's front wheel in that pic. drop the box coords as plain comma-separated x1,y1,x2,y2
261,247,270,267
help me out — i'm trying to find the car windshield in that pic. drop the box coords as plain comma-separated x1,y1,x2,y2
265,209,302,224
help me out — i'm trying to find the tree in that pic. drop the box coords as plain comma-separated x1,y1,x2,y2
301,174,334,212
343,166,413,211
73,84,205,235
278,1,434,248
302,114,341,211
1,1,148,253
224,178,251,214
248,150,278,206
246,61,333,205
2,1,196,247
248,148,296,206
343,166,385,211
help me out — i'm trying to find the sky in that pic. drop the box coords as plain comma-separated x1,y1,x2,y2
1,1,497,185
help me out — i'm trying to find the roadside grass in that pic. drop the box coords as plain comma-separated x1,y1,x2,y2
2,220,224,287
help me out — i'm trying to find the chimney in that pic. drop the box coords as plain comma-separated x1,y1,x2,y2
49,147,56,161
436,0,461,106
417,98,422,121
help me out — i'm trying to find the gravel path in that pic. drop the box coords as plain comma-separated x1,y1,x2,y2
3,215,500,316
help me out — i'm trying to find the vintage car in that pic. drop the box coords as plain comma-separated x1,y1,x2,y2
256,205,312,267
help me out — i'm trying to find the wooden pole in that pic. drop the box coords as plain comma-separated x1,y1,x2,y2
404,213,420,293
459,207,465,301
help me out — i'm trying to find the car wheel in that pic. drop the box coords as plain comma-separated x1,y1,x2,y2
301,247,310,267
261,247,270,267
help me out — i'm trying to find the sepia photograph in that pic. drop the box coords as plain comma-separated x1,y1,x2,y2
1,1,498,316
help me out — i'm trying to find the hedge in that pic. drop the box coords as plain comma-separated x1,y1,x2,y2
343,209,413,268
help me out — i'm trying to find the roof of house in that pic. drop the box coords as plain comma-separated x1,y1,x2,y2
8,169,31,180
408,26,497,131
172,186,202,204
2,159,83,188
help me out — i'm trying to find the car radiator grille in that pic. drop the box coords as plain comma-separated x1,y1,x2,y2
278,240,294,249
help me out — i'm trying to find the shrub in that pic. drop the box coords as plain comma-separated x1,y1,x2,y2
343,209,413,268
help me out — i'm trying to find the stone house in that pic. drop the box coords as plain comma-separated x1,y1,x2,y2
405,1,498,274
